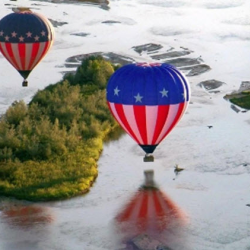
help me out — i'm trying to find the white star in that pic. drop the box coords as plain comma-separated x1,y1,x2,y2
4,36,9,41
0,31,4,36
134,93,143,103
182,92,186,100
11,31,17,37
114,86,120,96
26,32,32,38
160,88,168,97
34,35,40,41
41,31,46,36
19,36,24,42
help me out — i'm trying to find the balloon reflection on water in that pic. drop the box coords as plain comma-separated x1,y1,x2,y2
1,204,54,228
114,170,189,249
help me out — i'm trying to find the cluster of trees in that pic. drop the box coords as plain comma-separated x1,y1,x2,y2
0,56,122,201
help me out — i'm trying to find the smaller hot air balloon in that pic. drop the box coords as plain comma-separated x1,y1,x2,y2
106,63,190,162
0,8,54,86
114,170,188,249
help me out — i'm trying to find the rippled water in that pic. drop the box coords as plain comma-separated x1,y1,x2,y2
0,0,250,249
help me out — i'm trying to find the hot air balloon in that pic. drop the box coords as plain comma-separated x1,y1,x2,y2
114,170,188,249
106,62,190,162
0,8,54,86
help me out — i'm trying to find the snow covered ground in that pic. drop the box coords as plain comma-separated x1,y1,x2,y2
0,0,250,249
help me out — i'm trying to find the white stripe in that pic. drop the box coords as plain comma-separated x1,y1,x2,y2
109,103,134,140
130,192,145,221
145,106,158,144
123,105,143,144
155,104,180,144
0,42,16,68
25,43,33,70
147,191,155,219
30,42,46,69
156,191,166,212
11,44,22,70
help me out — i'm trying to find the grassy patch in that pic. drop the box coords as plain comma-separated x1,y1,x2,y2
230,92,250,109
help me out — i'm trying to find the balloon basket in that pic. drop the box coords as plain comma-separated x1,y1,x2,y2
22,80,28,87
126,234,170,250
143,154,154,162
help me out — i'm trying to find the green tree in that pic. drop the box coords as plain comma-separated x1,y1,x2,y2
5,100,27,127
68,55,115,88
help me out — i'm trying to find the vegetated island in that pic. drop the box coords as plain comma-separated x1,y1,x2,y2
224,81,250,111
0,56,122,201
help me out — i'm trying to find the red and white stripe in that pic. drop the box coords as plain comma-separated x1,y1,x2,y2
116,189,187,233
0,41,51,71
107,102,188,146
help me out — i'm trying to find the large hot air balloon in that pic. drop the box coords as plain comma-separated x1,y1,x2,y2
0,8,54,86
106,62,190,162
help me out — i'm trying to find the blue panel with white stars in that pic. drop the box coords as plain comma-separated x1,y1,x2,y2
107,63,190,106
0,12,51,43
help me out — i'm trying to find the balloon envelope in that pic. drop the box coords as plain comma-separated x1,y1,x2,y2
106,63,190,156
0,9,54,85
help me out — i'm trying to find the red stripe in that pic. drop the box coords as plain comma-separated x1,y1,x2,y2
158,102,185,144
151,105,170,145
29,41,51,70
112,103,140,144
27,43,40,70
5,43,20,70
35,41,50,67
138,191,148,219
115,192,141,222
18,43,26,70
0,44,10,65
137,191,148,231
133,105,147,144
152,190,164,216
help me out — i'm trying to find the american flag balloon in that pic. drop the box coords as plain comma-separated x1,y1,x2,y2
106,63,190,159
0,9,54,86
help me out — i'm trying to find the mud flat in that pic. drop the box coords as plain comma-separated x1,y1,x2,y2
62,43,211,78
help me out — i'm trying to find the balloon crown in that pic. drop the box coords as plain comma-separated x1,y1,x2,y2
12,7,32,13
136,62,161,67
